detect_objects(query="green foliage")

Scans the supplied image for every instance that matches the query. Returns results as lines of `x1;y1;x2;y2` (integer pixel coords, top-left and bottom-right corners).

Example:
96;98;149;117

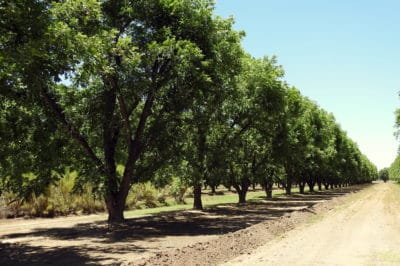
0;0;377;221
379;168;389;183
126;182;169;209
0;171;105;218
389;156;400;182
169;177;189;204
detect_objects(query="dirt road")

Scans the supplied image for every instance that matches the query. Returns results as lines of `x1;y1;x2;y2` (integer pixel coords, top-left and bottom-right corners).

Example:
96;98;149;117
224;183;400;266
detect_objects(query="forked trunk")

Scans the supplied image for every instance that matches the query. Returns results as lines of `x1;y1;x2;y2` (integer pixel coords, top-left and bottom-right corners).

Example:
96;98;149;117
233;179;249;204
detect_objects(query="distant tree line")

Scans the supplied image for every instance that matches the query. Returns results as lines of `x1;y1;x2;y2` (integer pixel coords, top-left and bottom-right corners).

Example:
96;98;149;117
388;157;400;182
389;102;400;182
0;0;377;223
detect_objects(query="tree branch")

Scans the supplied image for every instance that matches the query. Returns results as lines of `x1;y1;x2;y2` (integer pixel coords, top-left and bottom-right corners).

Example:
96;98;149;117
40;88;105;173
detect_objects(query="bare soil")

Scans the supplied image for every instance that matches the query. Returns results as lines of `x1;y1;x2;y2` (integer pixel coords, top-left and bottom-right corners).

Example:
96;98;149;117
224;182;400;266
0;184;375;266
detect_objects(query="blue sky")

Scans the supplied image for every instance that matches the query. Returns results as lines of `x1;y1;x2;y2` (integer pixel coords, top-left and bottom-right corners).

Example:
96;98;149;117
215;0;400;169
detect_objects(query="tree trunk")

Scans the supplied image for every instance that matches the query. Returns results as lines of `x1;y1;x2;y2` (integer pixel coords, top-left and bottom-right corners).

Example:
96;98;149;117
233;179;249;204
264;180;273;199
106;194;126;223
299;182;305;194
285;179;292;195
211;185;216;195
285;185;292;195
307;181;315;192
238;190;247;203
193;183;203;210
317;181;322;191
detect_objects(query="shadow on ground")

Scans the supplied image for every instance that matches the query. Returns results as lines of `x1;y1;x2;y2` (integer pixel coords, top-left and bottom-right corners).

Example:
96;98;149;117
0;186;365;265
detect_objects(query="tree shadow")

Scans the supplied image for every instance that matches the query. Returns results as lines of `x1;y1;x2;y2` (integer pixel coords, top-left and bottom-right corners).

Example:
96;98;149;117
0;242;113;266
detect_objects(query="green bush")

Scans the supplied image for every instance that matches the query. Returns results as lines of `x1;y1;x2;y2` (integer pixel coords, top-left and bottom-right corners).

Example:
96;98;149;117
0;172;192;219
74;183;105;214
0;170;105;218
170;177;188;204
22;194;54;217
125;182;172;209
156;188;168;205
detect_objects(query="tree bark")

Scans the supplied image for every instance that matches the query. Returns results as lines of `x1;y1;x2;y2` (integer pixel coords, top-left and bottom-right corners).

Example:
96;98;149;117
105;194;126;223
299;182;305;194
193;182;203;210
233;178;249;204
263;180;273;199
317;181;322;191
211;185;216;195
238;190;247;203
285;179;292;195
307;181;315;192
192;123;206;210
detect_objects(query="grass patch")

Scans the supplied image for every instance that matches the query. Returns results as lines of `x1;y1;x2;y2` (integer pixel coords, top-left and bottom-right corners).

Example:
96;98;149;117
124;190;269;219
124;187;311;219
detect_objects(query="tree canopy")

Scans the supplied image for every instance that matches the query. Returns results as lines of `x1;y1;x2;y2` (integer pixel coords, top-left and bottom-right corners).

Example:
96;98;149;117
0;0;377;223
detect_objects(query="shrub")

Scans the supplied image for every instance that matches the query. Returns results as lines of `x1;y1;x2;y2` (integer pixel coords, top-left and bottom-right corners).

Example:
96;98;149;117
125;182;170;209
156;188;168;205
0;192;23;218
74;183;105;214
22;194;54;217
170;177;188;204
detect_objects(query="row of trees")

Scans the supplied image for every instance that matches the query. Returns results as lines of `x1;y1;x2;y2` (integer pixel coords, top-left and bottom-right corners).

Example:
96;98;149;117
388;157;400;182
389;100;400;181
0;0;377;223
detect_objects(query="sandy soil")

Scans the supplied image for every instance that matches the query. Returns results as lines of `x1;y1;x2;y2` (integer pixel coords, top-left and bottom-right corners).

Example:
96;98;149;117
224;182;400;266
0;184;378;265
